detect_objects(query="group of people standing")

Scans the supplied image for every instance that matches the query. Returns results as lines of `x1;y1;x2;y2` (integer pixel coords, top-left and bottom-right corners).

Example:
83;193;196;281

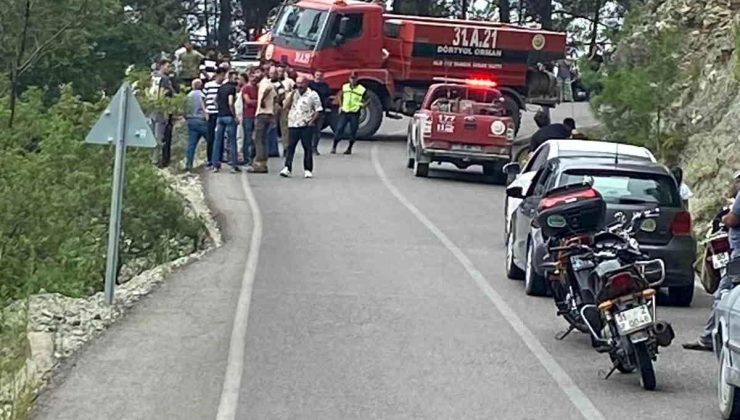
182;57;367;179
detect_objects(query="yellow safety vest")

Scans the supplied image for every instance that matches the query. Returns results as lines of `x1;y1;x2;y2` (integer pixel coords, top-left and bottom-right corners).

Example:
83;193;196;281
341;83;366;113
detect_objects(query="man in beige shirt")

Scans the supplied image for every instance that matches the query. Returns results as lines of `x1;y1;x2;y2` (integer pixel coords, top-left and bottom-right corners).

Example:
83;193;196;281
250;67;278;173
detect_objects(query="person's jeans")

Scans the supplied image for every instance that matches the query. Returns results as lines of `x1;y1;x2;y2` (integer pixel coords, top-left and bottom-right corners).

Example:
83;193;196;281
284;126;314;172
332;111;360;149
252;114;273;171
312;113;326;151
186;118;209;170
150;114;168;165
279;111;290;150
161;115;174;166
268;123;280;157
701;249;740;346
242;117;255;165
206;114;218;165
213;116;238;169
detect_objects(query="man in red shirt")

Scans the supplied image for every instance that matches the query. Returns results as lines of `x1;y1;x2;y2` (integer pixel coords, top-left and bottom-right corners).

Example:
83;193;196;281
241;67;261;166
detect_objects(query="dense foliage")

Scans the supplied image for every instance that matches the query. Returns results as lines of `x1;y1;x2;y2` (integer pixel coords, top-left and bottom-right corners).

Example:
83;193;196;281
0;86;205;304
585;28;686;163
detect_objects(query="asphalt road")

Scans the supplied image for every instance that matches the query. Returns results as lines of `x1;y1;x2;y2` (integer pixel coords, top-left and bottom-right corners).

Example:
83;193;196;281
34;103;719;419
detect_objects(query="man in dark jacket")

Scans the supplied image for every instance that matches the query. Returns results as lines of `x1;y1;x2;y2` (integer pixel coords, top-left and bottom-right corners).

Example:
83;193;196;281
308;69;331;155
529;117;577;153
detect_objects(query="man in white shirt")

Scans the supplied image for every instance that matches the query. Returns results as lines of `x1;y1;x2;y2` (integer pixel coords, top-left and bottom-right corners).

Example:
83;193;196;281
250;68;278;173
203;68;225;167
280;76;322;179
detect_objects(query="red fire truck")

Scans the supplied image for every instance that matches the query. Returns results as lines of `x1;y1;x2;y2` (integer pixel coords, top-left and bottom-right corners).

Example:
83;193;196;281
264;0;566;138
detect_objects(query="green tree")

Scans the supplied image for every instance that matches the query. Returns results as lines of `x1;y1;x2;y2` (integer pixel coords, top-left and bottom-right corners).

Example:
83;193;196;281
589;29;684;161
0;0;114;127
0;0;189;127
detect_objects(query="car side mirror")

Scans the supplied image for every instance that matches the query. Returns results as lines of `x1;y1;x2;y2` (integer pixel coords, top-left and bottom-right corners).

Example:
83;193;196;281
506;185;523;199
503;162;521;176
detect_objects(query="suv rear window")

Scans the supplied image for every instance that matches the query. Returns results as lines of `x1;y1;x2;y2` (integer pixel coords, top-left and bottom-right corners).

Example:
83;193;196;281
558;170;681;207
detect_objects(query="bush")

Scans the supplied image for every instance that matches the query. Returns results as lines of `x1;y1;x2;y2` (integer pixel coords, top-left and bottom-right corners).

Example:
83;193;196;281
0;85;206;304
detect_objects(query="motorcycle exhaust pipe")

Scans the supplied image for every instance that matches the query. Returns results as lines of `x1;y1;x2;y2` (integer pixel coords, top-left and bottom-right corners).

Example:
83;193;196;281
653;321;675;347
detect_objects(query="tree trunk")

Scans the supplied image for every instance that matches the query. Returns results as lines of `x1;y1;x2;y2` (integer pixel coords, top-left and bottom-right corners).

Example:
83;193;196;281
204;0;211;45
539;0;552;29
217;0;232;51
588;0;602;56
517;0;525;24
8;77;18;129
9;0;32;129
462;0;468;19
499;0;511;22
241;0;253;38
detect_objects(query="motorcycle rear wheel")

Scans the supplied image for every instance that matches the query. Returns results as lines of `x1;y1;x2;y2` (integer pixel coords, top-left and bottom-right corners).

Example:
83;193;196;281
635;342;657;391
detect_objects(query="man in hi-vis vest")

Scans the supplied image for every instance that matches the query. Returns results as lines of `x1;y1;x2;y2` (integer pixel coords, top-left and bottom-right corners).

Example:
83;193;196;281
331;72;366;155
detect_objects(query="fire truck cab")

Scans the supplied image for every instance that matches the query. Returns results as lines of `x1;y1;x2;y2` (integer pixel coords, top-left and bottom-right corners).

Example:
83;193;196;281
407;79;515;182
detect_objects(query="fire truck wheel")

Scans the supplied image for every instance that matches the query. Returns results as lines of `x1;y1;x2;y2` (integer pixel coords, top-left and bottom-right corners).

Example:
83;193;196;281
357;89;384;139
502;95;521;136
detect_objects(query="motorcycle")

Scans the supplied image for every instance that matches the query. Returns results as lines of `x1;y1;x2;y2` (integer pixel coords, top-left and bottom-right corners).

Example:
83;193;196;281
536;186;675;390
536;183;605;344
699;206;731;294
579;210;675;390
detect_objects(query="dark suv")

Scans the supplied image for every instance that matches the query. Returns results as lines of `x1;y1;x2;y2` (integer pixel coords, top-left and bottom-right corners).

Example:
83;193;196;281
505;157;697;306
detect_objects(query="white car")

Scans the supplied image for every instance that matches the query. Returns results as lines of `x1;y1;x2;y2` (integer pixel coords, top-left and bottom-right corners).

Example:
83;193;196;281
502;139;657;239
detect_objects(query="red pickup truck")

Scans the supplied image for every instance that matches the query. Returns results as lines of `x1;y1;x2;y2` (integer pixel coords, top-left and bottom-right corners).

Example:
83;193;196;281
264;0;566;137
406;80;515;182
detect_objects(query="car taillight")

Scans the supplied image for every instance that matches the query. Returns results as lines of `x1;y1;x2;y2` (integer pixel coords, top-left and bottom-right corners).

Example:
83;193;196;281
608;272;635;295
539;187;598;210
671;211;692;236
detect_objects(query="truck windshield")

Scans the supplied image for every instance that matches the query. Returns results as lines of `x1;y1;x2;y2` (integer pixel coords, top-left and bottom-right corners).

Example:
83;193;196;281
274;5;328;46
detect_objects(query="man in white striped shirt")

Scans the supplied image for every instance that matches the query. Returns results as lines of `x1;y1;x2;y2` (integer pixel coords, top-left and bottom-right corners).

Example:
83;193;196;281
204;68;225;167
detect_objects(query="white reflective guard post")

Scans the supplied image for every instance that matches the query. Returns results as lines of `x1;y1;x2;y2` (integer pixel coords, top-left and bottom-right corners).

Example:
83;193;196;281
85;82;157;304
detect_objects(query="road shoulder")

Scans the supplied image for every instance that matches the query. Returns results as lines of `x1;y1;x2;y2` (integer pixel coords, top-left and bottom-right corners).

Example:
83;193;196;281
31;172;253;420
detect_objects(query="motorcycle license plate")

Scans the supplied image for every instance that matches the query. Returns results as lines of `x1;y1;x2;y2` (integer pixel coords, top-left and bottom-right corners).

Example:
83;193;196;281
615;305;652;335
713;253;730;269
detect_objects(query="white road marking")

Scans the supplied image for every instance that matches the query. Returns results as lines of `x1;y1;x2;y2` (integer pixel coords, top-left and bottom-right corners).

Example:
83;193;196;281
215;174;263;420
371;145;607;420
